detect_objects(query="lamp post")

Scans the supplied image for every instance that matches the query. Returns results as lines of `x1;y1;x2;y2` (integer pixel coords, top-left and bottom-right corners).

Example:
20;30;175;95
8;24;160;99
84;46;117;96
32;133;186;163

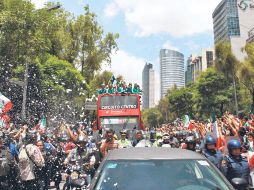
20;4;61;120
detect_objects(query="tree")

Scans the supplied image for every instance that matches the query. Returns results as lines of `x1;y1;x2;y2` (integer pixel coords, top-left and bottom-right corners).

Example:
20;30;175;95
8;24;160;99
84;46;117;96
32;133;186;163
195;68;232;117
215;41;240;114
88;70;113;97
167;87;193;119
0;0;119;123
142;108;163;128
238;42;254;111
158;96;170;122
68;6;119;83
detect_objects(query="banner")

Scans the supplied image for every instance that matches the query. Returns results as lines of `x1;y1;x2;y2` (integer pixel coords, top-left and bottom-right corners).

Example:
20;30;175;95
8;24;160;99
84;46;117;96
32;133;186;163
0;92;13;114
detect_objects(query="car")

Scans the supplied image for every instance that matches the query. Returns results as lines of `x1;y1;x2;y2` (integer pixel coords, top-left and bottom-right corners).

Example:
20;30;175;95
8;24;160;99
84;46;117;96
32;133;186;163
89;147;236;190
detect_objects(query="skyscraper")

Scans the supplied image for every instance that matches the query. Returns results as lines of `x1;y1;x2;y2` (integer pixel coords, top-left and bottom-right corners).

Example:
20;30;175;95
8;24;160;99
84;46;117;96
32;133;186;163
185;48;215;84
142;63;155;109
213;0;254;60
160;49;184;99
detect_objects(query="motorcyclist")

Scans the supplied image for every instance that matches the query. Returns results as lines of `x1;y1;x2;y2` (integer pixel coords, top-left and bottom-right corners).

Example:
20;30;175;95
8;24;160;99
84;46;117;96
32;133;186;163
202;136;223;169
64;136;96;187
221;139;250;187
169;132;179;148
149;131;157;144
153;132;163;147
184;136;196;151
132;130;144;147
159;133;171;147
118;130;132;148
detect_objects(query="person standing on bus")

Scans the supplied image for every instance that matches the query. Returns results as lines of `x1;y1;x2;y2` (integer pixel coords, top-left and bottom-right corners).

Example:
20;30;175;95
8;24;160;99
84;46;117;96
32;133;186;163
122;82;128;94
98;84;107;94
107;83;115;94
116;83;123;94
118;130;132;148
133;84;142;94
100;129;119;156
127;83;133;94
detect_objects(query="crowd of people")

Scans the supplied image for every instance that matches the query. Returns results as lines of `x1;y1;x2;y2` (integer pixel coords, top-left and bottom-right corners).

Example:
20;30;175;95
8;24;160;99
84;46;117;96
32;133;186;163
0;112;254;189
97;76;142;95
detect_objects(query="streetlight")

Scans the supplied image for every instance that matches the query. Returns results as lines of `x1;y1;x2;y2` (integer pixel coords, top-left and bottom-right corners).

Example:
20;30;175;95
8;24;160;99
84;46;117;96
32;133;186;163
10;4;61;120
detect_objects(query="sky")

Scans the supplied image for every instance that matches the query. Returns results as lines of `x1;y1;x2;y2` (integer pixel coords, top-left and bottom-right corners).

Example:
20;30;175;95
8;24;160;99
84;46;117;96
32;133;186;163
31;0;221;103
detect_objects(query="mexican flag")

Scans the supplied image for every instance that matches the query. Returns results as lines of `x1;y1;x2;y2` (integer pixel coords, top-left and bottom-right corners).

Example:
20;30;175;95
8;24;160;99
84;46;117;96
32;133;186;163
183;115;194;130
183;115;190;128
211;112;219;139
110;75;116;85
40;115;47;129
0;92;13;114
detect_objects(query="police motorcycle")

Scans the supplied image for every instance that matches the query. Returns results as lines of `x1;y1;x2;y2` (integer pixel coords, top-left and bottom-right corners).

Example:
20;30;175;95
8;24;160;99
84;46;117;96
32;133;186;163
63;136;96;190
0;131;11;190
63;162;88;190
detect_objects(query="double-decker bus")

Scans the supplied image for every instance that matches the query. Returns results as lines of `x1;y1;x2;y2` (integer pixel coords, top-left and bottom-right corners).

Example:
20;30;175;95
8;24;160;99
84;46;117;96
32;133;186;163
96;93;143;135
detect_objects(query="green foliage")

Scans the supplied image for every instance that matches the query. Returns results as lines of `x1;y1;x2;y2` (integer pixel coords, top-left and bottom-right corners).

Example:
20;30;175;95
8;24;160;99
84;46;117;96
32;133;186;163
142;108;163;128
195;68;232;117
168;87;193;118
0;0;119;123
41;56;86;95
88;70;113;97
239;42;254;111
215;41;239;79
152;42;254;123
157;96;170;122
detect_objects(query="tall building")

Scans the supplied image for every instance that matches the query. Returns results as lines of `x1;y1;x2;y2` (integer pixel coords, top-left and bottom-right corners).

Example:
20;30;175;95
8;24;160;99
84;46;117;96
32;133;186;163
213;0;254;60
142;63;155;109
160;49;184;98
247;27;254;43
185;48;215;84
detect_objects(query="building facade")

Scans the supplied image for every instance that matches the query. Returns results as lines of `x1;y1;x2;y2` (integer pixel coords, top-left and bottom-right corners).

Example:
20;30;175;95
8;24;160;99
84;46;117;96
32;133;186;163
213;0;254;60
185;48;215;84
142;63;155;109
160;49;184;98
247;27;254;43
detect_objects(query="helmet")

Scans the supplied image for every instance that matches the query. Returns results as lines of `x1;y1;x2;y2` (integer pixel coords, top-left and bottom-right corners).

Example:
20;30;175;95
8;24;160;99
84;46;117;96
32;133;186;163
120;129;127;135
227;139;241;150
136;130;143;135
205;136;216;145
188;131;193;136
185;136;196;151
185;136;195;144
162;133;170;140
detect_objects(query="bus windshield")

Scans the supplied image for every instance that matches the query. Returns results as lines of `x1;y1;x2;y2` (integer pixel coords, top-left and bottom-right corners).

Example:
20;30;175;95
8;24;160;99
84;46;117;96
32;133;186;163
100;96;138;110
100;116;138;132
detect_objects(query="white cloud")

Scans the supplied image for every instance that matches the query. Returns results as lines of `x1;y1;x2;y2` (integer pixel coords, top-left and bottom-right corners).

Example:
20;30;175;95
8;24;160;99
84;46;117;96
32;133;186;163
101;50;145;85
104;2;120;18
162;41;179;51
104;0;221;37
30;0;48;9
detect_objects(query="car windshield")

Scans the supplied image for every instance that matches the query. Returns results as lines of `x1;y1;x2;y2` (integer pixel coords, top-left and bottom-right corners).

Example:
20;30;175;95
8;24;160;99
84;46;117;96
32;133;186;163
94;159;231;190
